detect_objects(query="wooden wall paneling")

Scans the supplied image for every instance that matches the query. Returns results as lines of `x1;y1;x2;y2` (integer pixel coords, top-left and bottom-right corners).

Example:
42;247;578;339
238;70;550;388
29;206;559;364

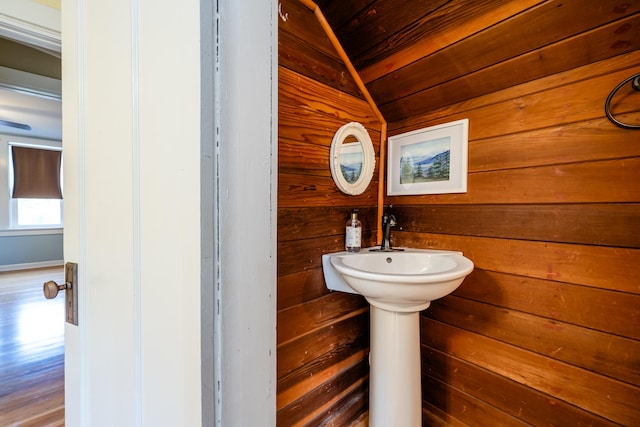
279;0;341;61
275;198;377;401
313;0;373;30
386;63;640;209
279;174;378;208
275;230;374;414
279;137;332;178
468;117;640;173
395;232;640;293
456;71;640;141
421;318;639;426
279;30;362;98
278;293;368;346
421;402;467;427
353;0;539;74
330;0;449;63
314;385;369;427
278;114;381;152
277;205;376;311
300;375;369;427
387;148;640;204
368;0;640;109
279;66;381;210
455;270;640;341
379;13;640;121
358;0;547;83
304;5;387;123
279;235;339;277
278;268;329;311
277;207;373;424
388;50;640;134
421;346;620;427
350;411;369;427
278;233;376;278
279;127;383;203
278;3;382;423
384;57;640;426
277;349;368;411
277;358;368;426
390;67;640;426
388;157;640;205
281;1;640;425
279;130;381;177
277;312;369;400
392;204;640;248
279;68;379;132
370;4;640;425
428;295;640;385
421;373;530;427
278;206;378;242
387;64;640;145
278;108;378;149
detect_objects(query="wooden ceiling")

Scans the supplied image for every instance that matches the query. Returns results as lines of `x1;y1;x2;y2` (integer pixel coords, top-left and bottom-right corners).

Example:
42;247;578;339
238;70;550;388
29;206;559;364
312;0;640;123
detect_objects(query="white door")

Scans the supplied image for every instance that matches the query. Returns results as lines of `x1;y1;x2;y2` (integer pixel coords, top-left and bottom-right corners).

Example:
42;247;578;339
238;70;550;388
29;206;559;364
62;1;202;425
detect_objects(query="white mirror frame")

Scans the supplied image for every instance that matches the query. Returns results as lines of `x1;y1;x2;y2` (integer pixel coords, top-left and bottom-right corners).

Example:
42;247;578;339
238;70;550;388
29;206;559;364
330;122;376;195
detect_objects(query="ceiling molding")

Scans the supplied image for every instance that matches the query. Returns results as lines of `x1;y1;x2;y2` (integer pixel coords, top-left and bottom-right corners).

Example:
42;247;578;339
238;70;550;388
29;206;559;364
0;1;61;57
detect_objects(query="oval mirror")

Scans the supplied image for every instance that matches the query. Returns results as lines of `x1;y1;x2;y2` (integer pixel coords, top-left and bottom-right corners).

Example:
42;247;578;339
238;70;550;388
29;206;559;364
330;122;376;195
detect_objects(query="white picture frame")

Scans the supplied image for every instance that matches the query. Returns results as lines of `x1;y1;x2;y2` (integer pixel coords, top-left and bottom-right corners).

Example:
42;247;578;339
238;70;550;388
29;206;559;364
387;118;469;196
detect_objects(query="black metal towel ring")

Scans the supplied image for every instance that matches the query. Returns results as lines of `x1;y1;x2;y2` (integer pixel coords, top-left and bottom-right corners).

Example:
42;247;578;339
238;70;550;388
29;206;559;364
604;72;640;130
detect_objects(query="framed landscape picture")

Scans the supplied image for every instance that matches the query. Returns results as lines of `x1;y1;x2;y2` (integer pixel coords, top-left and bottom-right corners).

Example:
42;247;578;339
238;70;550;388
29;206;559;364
387;119;469;195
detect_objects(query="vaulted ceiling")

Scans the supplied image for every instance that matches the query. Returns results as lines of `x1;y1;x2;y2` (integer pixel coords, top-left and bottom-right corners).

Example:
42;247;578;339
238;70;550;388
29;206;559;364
313;0;640;123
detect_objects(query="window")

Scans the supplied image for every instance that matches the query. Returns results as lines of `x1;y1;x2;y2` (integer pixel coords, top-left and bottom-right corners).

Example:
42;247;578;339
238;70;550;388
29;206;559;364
8;143;63;228
14;198;62;227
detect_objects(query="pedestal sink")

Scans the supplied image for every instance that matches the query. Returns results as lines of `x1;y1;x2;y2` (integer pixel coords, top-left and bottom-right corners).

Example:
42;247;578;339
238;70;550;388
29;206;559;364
322;248;474;427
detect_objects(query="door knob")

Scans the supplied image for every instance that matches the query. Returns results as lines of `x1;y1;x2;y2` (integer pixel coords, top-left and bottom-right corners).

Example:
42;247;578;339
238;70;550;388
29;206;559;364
43;262;79;325
43;280;71;299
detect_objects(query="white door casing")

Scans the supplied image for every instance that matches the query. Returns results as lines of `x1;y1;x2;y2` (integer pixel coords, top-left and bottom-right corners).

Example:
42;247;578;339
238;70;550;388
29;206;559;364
214;0;278;425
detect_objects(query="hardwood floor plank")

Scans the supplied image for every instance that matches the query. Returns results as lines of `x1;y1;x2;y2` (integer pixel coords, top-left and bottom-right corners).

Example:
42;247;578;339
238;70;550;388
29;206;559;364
0;267;65;427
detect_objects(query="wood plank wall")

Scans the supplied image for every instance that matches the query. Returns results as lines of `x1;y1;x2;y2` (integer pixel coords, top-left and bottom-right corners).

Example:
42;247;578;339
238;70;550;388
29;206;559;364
387;52;640;425
277;1;380;424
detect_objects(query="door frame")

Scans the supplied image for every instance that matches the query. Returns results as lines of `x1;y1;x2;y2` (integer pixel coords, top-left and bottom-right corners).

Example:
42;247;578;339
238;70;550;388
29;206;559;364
2;1;278;424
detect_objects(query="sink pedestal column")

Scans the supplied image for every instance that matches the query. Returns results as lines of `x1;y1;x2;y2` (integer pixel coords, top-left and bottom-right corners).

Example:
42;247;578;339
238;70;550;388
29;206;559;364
369;304;427;427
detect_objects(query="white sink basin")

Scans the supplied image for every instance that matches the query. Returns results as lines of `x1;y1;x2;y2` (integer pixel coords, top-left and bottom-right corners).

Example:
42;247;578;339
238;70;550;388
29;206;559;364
322;248;474;312
322;247;474;426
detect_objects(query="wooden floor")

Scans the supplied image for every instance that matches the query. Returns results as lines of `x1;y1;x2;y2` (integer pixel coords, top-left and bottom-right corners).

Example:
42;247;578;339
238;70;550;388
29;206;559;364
0;267;65;427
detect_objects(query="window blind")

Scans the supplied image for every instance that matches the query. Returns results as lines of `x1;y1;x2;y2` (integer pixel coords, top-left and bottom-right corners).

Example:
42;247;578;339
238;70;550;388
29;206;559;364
11;145;63;199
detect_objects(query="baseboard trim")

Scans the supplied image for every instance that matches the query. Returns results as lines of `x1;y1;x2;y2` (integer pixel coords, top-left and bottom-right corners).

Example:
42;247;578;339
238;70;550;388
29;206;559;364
0;260;64;272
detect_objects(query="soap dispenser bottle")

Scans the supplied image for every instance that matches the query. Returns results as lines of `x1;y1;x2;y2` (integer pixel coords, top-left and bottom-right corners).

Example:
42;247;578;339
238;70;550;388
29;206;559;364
345;209;362;252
